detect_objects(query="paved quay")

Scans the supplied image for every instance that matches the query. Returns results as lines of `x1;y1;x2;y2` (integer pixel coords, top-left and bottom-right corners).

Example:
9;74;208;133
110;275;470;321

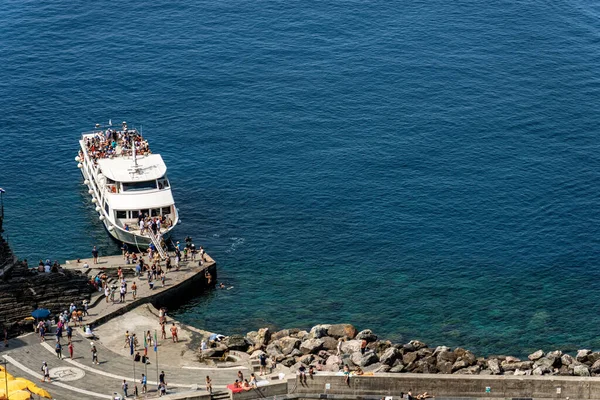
0;250;290;399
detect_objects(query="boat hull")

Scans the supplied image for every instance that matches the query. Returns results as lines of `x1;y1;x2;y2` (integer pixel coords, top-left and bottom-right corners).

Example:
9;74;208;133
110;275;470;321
79;162;173;250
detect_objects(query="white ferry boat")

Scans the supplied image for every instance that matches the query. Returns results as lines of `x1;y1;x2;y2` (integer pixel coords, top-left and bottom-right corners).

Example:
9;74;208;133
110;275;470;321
75;121;178;251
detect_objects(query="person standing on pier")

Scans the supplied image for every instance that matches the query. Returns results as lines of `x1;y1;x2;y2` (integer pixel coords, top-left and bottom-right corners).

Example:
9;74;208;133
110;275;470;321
131;281;137;300
68;341;74;359
170;323;178;343
141;374;147;394
92;246;99;264
205;376;212;393
55;341;62;359
91;342;99;364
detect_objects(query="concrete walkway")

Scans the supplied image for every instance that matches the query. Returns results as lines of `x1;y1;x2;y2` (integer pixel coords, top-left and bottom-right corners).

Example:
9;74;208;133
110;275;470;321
0;252;290;400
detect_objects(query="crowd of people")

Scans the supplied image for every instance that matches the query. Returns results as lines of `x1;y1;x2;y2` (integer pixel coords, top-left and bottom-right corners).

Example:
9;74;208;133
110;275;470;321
83;123;151;162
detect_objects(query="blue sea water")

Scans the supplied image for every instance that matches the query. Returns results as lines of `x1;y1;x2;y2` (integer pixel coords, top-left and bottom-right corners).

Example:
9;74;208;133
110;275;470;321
2;0;600;357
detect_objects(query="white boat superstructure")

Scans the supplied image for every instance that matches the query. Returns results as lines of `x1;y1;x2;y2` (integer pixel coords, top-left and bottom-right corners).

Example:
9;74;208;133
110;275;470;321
76;121;179;251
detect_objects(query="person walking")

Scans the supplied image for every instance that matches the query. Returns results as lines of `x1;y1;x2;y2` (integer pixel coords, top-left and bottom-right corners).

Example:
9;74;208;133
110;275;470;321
68;341;74;359
141;374;147;394
205;375;212;393
131;281;137;300
122;380;129;398
92;246;99;264
91;342;99;364
55;341;62;359
41;362;49;382
160;321;166;340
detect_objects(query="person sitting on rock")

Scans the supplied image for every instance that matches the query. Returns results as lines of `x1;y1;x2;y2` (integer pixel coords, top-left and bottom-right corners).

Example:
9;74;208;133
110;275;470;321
355;366;364;376
242;379;252;391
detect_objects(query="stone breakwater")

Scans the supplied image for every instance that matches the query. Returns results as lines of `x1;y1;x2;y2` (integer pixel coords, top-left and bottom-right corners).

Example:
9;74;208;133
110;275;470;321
203;323;600;378
0;236;94;335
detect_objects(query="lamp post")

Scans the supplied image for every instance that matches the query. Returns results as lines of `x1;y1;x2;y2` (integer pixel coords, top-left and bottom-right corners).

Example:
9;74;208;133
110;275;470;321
0;359;9;400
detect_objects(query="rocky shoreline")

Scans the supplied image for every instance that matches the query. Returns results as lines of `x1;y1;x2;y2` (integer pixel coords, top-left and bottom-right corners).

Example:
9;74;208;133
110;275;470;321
203;323;600;377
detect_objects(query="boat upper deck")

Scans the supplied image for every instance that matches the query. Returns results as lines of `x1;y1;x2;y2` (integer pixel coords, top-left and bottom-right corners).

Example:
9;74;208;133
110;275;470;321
79;122;151;163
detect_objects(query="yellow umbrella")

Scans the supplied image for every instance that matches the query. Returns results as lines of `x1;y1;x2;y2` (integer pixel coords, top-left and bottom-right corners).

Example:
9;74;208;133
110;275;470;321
5;382;27;393
27;387;51;399
7;390;31;400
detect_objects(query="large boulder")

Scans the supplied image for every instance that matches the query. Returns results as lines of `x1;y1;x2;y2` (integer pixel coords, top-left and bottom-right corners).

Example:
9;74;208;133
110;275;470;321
271;329;300;342
266;341;283;358
249;350;266;359
452;359;470;372
380;347;401;366
591;360;600;374
297;330;309;341
561;354;574;366
279;337;301;355
355;329;378;342
501;360;533;371
340;340;362;354
487;359;502;375
437;361;453;374
437;349;457;364
225;335;250;351
454;365;481;375
576;350;591;363
246;328;271;349
351;351;379;367
457;351;476;367
409;340;428;350
403;351;419;365
389;362;405;373
534;356;559;371
298;354;315;365
321;336;339;351
368;340;392;355
528;350;544;361
300;338;324;354
309;325;331;339
573;364;591;377
588;352;600;365
327;324;357;339
365;362;390;373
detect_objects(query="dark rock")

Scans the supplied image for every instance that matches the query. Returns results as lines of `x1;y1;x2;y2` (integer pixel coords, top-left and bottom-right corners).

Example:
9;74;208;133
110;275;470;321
528;350;544;361
558;365;572;376
298;354;315;365
576;349;591;363
588;352;600;365
403;351;419;365
300;338;324;354
327;324;357;339
281;357;296;367
417;348;433;358
403;342;416;352
590;360;600;373
290;348;302;358
368;340;392;355
321;336;338;351
317;350;330;359
225;335;249;351
437;361;453;374
356;329;378;342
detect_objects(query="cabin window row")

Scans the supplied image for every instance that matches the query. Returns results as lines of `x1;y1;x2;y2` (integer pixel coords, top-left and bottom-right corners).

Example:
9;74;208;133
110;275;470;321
115;207;171;219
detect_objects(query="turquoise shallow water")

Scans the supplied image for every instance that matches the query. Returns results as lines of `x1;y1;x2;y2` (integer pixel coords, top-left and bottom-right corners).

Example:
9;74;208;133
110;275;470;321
2;0;600;357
